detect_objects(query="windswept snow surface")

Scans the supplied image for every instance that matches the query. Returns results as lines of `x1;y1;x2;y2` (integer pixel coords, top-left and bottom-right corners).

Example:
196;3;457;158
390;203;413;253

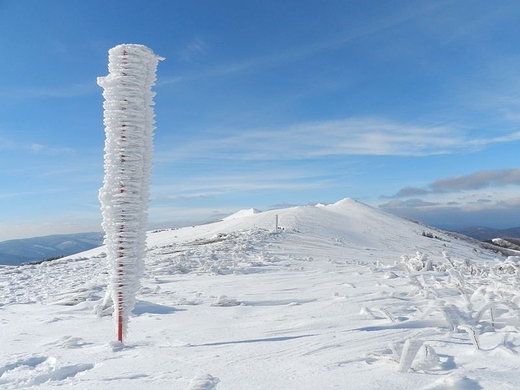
2;199;520;389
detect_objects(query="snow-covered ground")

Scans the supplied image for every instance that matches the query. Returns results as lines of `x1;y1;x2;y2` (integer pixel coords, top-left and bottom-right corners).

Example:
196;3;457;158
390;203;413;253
2;198;520;389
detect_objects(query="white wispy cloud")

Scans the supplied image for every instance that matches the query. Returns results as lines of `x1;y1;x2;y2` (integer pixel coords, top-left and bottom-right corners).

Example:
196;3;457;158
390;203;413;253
0;187;71;200
157;117;519;162
0;82;97;100
467;132;520;146
30;143;45;152
0;137;15;150
0;136;76;156
176;37;207;63
26;143;75;155
378;190;520;228
147;205;245;228
152;169;332;201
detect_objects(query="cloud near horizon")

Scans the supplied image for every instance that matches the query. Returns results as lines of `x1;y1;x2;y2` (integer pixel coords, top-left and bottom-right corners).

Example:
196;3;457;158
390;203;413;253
388;168;520;198
379;199;439;209
379;169;520;228
379;195;520;229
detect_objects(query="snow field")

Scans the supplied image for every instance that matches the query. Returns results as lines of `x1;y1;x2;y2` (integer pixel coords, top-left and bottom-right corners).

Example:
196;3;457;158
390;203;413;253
1;199;520;388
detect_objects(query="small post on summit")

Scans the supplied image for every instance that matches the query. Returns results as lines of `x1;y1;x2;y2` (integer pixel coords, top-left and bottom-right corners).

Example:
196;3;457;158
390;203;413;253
98;44;163;342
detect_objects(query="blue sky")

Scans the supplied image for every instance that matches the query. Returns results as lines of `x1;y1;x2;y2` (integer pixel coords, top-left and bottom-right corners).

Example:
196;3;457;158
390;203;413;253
1;0;520;241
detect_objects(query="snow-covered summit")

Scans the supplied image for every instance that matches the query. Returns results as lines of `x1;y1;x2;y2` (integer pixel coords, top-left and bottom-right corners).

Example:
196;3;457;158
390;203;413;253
161;199;431;250
222;208;262;221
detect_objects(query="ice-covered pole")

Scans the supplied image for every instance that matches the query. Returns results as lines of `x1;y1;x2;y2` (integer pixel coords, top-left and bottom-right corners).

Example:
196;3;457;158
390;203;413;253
97;44;163;342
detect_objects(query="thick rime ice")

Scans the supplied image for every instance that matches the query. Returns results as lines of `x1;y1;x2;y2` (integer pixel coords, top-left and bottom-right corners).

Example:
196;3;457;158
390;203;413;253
97;44;163;340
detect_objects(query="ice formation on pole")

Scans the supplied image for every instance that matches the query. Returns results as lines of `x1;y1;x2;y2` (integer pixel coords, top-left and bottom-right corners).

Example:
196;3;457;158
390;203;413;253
97;44;163;342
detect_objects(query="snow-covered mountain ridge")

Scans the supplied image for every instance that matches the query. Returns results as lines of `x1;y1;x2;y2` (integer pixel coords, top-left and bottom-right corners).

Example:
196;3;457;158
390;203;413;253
2;198;520;389
0;232;104;266
453;225;520;241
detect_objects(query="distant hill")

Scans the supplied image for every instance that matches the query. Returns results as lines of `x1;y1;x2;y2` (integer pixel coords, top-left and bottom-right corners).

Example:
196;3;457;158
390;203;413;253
0;232;104;266
451;226;520;241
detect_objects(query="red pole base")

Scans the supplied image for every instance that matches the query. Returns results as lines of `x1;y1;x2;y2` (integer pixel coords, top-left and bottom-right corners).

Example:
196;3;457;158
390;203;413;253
117;312;123;342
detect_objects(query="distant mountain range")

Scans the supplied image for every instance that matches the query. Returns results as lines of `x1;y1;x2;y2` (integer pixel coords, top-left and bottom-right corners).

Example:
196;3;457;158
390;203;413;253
0;232;104;266
451;226;520;241
2;223;520;267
